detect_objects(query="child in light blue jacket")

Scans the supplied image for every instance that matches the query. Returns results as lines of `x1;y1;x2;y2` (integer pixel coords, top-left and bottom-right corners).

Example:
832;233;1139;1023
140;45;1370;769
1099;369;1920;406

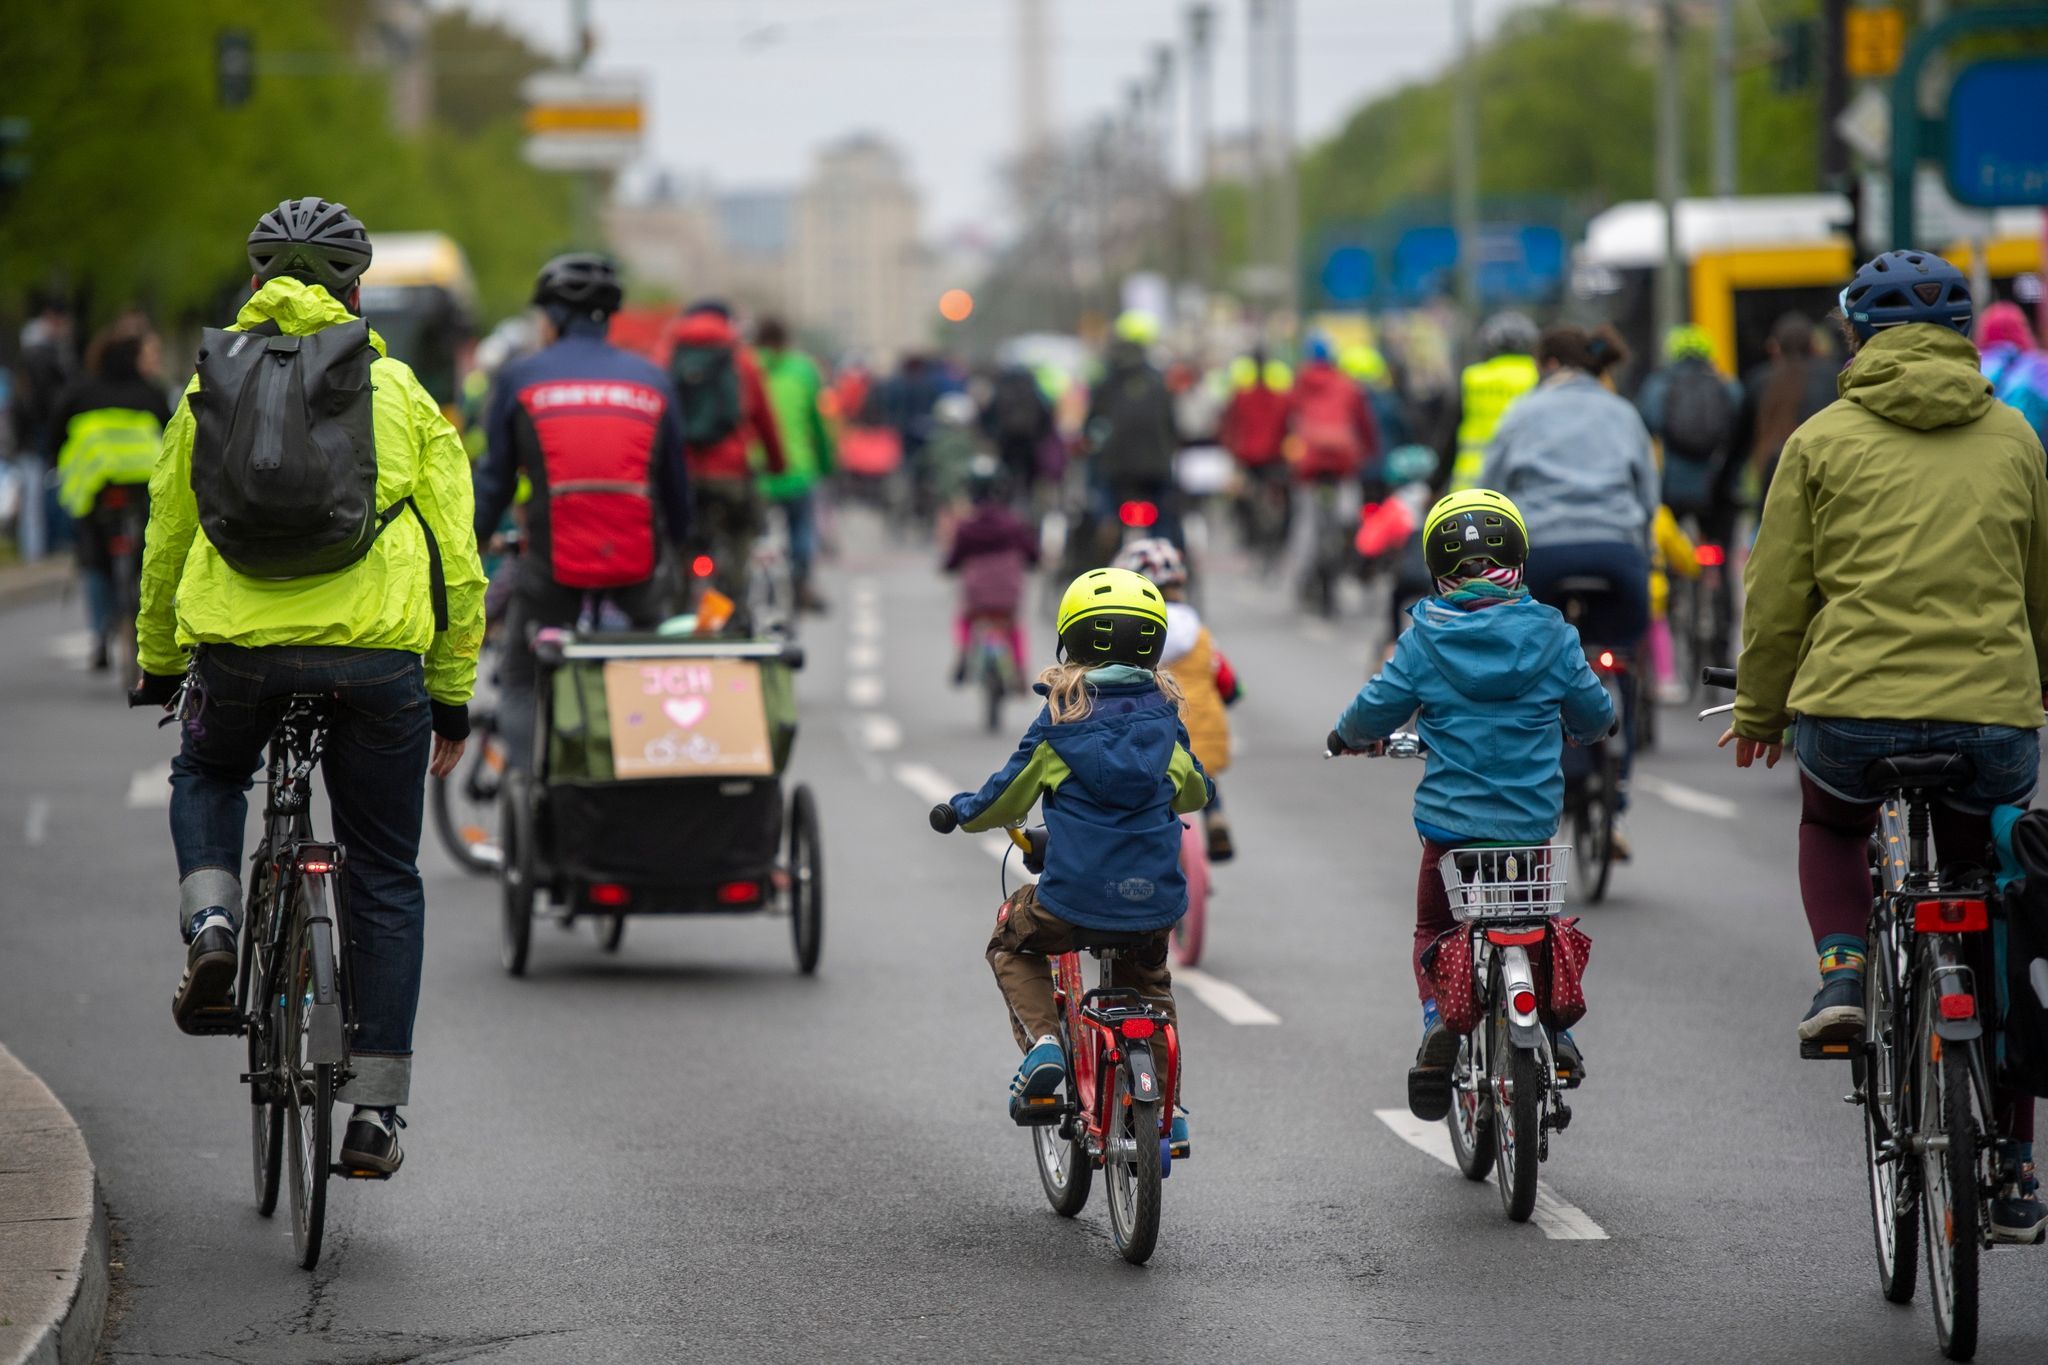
1331;490;1613;1099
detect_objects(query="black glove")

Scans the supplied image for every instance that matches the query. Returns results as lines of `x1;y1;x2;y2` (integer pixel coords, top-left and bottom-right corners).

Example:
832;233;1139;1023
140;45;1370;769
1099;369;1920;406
1326;729;1351;757
929;803;959;834
431;700;471;742
129;673;182;709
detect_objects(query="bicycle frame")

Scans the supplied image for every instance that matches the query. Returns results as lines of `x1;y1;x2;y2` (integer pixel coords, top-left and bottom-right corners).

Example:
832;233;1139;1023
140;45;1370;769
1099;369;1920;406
1050;948;1179;1168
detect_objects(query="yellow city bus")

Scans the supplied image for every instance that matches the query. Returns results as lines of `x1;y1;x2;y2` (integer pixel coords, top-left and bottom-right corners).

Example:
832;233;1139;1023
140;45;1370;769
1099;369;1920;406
357;232;478;412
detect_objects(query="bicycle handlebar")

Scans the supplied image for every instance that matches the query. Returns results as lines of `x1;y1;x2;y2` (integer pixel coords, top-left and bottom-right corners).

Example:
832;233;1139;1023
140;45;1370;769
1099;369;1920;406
1700;666;1737;691
928;803;959;834
1324;729;1426;759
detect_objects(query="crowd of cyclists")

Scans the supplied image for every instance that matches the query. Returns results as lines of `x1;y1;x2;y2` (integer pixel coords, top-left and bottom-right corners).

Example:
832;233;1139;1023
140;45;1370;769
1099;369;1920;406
7;193;2048;1316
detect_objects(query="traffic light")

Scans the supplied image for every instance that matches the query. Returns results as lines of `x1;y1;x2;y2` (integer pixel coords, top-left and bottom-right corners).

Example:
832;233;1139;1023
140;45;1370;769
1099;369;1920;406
0;119;28;198
1774;19;1815;93
217;28;254;108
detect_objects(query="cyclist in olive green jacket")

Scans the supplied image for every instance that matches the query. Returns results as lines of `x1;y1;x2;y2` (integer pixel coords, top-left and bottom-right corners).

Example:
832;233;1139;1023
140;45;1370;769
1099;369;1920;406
1724;250;2048;1242
132;199;486;1177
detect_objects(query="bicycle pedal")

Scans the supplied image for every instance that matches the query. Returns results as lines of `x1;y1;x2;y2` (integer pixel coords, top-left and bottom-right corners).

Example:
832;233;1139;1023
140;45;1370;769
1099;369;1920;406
178;1006;242;1037
1553;1065;1583;1090
1548;1102;1572;1132
331;1164;395;1181
1407;1067;1452;1123
1800;1038;1859;1061
1009;1094;1065;1126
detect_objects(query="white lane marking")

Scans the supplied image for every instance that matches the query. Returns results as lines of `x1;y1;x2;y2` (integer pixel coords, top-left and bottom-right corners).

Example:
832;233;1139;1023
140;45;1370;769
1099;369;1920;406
125;764;170;809
847;675;885;707
847;641;884;672
46;631;93;668
24;797;50;846
893;762;957;806
1300;620;1337;644
1636;774;1739;821
855;714;903;752
1373;1107;1610;1241
1177;967;1282;1026
850;615;883;643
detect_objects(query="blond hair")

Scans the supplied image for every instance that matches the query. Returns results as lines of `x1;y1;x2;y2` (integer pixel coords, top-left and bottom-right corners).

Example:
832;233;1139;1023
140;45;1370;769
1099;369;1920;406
1037;660;1185;725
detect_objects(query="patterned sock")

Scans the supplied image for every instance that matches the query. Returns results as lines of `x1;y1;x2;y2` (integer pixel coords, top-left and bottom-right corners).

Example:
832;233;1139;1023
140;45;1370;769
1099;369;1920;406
1421;998;1442;1035
1817;934;1867;983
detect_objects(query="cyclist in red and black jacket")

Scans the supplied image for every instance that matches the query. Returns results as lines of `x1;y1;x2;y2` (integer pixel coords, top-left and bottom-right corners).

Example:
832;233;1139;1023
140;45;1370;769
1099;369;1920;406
474;253;692;770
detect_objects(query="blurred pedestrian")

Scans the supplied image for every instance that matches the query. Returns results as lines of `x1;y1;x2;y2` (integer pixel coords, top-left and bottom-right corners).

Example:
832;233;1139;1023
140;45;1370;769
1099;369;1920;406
1978;300;2048;447
980;363;1053;500
753;316;835;614
1731;312;1839;507
10;295;77;560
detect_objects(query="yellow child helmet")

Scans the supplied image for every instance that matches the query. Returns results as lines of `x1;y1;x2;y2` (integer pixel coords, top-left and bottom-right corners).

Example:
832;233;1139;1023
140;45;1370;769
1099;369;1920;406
1055;567;1169;666
1422;488;1529;582
1663;324;1715;363
1113;310;1161;346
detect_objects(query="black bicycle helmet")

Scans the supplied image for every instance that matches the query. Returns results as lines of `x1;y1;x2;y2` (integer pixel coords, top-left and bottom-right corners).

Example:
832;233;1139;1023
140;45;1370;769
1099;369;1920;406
532;252;623;318
247;197;373;295
1839;250;1973;342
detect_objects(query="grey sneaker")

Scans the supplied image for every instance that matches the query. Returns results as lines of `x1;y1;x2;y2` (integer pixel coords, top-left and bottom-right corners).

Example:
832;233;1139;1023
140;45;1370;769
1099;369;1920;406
339;1107;405;1176
1797;975;1866;1043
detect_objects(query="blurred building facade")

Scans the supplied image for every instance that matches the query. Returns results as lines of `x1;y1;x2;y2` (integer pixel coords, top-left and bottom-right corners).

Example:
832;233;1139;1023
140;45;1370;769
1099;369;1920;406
791;135;926;363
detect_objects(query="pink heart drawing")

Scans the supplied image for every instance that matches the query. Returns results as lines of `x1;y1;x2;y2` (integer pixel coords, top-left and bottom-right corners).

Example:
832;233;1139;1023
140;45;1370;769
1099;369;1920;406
663;697;707;729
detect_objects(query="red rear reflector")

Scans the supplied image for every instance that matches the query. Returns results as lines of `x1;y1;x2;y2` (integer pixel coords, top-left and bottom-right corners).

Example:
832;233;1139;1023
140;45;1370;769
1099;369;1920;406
1913;899;1988;933
1120;1018;1157;1039
1511;989;1538;1015
588;882;631;907
716;880;762;905
691;555;715;578
300;860;334;875
1939;993;1977;1021
1119;500;1159;528
1695;543;1726;567
1486;927;1547;947
1596;650;1617;671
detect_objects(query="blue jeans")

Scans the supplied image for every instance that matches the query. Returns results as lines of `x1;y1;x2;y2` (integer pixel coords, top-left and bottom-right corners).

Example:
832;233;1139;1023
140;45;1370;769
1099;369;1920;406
1527;540;1650;803
1794;717;2040;813
774;489;819;586
170;645;431;1106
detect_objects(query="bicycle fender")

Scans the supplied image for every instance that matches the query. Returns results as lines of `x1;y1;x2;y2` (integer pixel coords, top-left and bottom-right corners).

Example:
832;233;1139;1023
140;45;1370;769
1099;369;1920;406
1935;1016;1985;1044
1123;1042;1163;1107
1500;945;1544;1049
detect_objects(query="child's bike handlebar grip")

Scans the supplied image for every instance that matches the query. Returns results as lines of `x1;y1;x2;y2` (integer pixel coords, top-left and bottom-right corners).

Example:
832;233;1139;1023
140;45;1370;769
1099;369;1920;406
1325;729;1350;758
929;803;960;834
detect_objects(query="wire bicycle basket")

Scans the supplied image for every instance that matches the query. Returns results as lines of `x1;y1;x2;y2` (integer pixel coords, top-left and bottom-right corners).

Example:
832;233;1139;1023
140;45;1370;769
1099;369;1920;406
1437;845;1572;921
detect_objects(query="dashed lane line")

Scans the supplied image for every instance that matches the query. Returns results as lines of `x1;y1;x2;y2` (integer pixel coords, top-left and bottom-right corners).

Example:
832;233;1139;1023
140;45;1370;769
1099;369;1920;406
855;714;903;752
1636;773;1739;820
893;762;1284;1021
24;797;49;846
847;675;885;708
847;641;884;672
126;764;170;810
1373;1107;1610;1241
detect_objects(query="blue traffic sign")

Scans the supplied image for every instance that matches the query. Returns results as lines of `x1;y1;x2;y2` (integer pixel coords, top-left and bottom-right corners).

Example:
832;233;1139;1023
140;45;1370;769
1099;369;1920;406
1946;59;2048;207
1317;245;1376;305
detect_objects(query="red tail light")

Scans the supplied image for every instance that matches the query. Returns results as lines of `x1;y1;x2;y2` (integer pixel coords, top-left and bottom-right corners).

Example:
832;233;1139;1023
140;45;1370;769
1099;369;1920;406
1939;993;1977;1021
1485;927;1548;947
588;882;631;907
716;880;762;905
1511;989;1538;1016
1119;1018;1156;1039
1695;543;1726;567
1596;650;1618;672
1119;500;1159;528
1913;899;1988;933
300;860;334;875
691;554;716;578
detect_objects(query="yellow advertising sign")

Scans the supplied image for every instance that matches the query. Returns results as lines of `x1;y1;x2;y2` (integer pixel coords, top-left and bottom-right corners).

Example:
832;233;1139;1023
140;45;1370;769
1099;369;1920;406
523;104;644;136
601;658;773;779
1845;7;1904;80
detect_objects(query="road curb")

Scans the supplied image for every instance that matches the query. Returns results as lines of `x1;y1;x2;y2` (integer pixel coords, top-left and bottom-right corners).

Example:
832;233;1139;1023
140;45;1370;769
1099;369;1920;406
0;1046;107;1365
0;560;71;610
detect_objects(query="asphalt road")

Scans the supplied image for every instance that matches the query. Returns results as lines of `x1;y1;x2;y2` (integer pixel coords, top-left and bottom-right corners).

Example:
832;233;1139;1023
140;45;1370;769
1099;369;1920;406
3;511;2046;1364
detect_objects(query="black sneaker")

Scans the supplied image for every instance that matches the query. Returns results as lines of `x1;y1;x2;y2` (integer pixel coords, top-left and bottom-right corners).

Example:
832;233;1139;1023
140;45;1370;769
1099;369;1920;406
172;913;238;1035
1992;1161;2046;1245
339;1107;405;1176
1553;1030;1586;1087
1206;819;1235;863
1798;975;1866;1043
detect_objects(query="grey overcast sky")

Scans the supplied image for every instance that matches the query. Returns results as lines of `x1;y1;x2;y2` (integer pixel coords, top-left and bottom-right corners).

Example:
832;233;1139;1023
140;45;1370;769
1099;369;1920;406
444;0;1541;232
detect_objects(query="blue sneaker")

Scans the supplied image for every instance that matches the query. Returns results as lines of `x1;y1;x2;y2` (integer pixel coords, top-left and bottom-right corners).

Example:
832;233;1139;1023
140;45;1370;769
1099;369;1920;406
1992;1154;2046;1246
1416;999;1458;1071
1553;1029;1585;1086
1011;1037;1064;1098
1170;1107;1191;1159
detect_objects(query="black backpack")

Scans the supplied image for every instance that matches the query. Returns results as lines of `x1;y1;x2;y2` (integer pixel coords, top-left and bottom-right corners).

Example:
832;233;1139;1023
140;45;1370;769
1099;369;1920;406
1659;360;1734;463
1996;811;2048;1097
990;373;1045;441
190;319;445;624
670;342;743;447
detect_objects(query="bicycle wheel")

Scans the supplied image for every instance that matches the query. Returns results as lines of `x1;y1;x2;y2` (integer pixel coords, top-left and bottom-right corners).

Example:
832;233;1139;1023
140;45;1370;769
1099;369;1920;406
1104;1063;1163;1264
1921;1020;1982;1361
1033;1115;1091;1217
1447;1026;1495;1182
1568;760;1615;905
788;784;823;975
283;898;332;1270
430;719;503;876
244;863;283;1216
1491;994;1541;1222
598;914;626;953
1171;821;1208;968
1588;744;1618;904
499;769;537;976
1862;929;1919;1305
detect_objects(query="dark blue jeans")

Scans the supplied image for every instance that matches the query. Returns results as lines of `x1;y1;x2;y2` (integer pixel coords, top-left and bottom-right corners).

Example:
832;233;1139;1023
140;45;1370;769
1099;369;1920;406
1527;539;1651;804
1794;717;2041;813
170;645;431;1107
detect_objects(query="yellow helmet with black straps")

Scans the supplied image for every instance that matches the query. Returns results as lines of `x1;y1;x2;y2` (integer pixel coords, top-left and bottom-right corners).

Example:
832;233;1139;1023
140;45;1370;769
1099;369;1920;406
1422;488;1529;582
1055;567;1169;667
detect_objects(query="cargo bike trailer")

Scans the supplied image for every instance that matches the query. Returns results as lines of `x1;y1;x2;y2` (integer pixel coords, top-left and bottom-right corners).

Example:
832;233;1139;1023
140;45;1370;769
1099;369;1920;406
497;630;822;976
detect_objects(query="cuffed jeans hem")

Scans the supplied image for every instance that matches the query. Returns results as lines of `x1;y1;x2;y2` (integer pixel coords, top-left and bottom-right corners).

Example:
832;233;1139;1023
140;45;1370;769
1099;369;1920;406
336;1053;411;1108
178;868;243;938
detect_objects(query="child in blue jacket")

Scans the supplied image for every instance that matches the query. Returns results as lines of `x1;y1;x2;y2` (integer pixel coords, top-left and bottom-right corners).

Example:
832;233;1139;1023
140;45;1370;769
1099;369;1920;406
940;567;1211;1133
1330;490;1613;1112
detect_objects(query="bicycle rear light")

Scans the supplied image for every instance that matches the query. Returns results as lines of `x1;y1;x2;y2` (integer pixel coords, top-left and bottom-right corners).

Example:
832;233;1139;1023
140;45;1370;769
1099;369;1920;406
716;880;762;905
1912;899;1988;933
299;860;334;875
1510;989;1538;1016
1939;992;1978;1021
1119;500;1159;529
1596;650;1617;672
588;882;631;907
691;554;715;578
1695;543;1726;567
1119;1018;1157;1040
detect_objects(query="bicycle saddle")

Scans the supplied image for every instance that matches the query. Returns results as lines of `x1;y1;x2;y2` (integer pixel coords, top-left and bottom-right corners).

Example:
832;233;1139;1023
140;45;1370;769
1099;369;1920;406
1863;751;1975;793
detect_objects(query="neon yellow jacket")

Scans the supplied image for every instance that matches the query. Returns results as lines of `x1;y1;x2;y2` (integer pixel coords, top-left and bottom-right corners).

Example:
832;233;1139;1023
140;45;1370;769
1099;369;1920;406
138;279;487;706
57;409;162;518
1450;354;1539;490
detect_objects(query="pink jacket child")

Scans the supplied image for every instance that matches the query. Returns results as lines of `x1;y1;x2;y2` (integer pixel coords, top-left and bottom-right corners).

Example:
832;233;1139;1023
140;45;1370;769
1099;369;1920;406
944;501;1040;678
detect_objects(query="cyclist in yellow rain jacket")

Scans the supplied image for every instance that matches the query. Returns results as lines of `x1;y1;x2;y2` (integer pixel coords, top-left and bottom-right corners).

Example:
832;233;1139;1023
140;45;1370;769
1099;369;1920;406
1447;312;1541;491
131;198;485;1179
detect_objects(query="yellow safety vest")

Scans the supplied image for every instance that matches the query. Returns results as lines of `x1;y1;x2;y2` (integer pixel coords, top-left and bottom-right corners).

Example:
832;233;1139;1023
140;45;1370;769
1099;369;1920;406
56;408;162;518
1449;354;1539;491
